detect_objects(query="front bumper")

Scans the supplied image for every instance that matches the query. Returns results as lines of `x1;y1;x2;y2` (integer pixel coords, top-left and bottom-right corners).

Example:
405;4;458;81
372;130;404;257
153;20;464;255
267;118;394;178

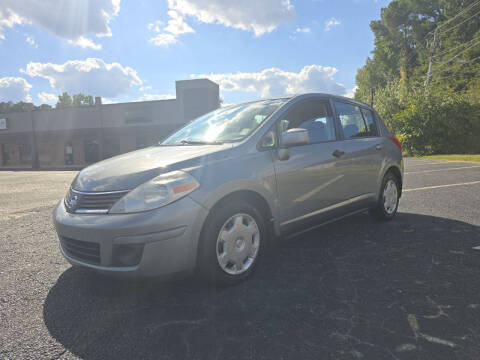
53;196;209;277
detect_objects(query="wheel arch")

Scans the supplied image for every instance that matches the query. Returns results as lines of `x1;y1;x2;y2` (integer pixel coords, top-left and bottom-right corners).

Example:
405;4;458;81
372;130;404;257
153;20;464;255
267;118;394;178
195;189;275;268
385;165;403;197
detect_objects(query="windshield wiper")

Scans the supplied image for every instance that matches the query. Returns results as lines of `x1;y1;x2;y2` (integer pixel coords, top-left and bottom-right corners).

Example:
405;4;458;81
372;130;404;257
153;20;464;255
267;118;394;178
178;140;224;145
157;139;227;146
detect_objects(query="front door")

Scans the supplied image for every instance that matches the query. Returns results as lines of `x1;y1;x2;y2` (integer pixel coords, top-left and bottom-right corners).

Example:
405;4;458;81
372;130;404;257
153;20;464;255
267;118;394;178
272;99;352;229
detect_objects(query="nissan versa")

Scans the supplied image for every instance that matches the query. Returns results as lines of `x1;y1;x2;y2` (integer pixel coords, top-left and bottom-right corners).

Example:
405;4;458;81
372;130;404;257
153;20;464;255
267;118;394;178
54;94;403;285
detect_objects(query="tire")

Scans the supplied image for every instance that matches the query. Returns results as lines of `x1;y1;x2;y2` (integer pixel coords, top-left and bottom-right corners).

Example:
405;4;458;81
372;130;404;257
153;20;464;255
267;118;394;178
198;200;266;286
370;172;400;221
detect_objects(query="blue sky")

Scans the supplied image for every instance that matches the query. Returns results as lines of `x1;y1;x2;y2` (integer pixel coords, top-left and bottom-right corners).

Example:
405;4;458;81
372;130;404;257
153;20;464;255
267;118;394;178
0;0;390;106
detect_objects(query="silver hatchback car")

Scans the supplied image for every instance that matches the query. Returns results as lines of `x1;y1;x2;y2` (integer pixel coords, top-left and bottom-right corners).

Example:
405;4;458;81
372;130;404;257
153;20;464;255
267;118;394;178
54;94;403;285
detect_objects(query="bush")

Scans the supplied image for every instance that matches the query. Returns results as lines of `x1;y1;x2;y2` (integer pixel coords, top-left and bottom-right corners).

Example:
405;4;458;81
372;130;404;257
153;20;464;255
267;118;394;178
395;89;480;155
373;83;480;156
372;80;405;135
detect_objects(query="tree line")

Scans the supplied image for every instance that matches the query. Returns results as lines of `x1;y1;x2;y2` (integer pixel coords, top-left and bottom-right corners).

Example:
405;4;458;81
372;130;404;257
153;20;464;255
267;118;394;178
0;92;94;114
355;0;480;155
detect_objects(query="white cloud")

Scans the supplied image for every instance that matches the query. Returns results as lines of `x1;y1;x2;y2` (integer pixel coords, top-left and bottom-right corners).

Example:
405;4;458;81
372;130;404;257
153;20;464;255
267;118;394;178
25;35;37;47
136;94;175;102
192;65;347;98
0;77;32;102
150;32;179;46
167;0;295;36
68;36;102;50
101;98;116;104
324;17;341;32
37;92;57;104
149;0;295;45
345;86;357;98
0;0;119;47
139;86;152;91
147;20;164;33
22;58;142;98
164;10;194;36
149;10;194;47
295;27;311;34
0;9;22;39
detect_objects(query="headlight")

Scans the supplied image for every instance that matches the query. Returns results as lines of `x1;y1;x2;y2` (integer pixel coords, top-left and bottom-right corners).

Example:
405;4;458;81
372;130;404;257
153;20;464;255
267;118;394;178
109;170;199;214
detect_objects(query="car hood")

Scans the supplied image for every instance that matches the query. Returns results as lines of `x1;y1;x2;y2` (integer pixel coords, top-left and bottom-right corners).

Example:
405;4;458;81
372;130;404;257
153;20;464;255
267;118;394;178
72;144;232;192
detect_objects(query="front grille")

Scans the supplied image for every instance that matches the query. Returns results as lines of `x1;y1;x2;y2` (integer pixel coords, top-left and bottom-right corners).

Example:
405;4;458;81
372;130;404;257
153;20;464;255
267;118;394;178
65;188;128;213
60;237;101;265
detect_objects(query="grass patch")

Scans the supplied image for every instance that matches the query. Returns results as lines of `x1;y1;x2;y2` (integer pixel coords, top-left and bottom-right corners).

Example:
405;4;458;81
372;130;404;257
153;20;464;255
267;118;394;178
420;154;480;162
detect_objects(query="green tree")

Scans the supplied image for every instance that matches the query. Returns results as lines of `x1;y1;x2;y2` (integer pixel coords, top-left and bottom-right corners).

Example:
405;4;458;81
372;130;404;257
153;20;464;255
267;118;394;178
56;92;73;108
355;0;480;155
72;94;94;107
38;104;52;110
0;101;35;114
56;92;94;108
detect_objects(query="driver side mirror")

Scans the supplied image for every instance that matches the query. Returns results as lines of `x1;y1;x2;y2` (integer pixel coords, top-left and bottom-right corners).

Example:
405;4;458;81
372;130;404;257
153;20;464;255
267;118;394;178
280;128;309;148
278;128;309;161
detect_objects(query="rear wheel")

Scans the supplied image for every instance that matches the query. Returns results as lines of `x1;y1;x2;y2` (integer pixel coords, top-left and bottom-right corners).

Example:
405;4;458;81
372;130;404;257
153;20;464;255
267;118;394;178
198;201;266;286
370;172;400;221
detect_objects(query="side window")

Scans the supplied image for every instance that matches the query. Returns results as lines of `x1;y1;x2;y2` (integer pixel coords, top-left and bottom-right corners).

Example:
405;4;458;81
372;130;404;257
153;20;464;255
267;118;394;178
259;127;277;149
361;108;379;136
278;100;336;144
334;101;368;139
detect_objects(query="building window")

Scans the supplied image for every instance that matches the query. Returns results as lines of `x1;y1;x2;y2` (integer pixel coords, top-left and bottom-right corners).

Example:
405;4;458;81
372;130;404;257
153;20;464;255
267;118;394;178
84;140;100;163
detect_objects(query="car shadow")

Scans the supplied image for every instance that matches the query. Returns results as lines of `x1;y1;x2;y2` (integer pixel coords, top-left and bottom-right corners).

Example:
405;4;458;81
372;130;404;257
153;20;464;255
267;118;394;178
44;212;480;360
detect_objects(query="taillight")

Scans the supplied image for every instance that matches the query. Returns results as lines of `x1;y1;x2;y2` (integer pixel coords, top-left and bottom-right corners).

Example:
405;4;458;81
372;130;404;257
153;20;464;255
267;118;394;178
389;136;402;150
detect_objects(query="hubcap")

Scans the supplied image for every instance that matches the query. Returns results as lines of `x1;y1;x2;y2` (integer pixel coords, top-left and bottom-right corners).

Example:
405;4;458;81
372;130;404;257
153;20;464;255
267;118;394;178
383;179;398;215
216;213;260;275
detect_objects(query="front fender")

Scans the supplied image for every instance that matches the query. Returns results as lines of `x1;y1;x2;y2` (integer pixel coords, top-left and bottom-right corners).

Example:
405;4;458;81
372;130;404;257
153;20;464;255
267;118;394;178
187;149;279;234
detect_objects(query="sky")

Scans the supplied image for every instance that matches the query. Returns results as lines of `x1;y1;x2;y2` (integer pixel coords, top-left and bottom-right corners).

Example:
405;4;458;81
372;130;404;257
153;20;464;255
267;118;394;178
0;0;391;106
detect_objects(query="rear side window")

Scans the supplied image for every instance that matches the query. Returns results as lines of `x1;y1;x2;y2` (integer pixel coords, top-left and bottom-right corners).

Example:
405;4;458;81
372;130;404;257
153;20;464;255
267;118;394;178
279;99;336;143
361;108;379;136
334;101;368;139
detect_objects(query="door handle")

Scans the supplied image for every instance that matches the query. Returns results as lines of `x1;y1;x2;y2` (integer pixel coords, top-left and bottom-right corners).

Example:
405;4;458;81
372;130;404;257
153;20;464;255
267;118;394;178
375;144;383;150
332;149;345;158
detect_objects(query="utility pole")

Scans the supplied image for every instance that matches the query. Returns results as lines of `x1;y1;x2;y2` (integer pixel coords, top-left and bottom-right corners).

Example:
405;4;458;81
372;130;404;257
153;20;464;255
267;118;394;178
370;88;375;108
425;27;438;86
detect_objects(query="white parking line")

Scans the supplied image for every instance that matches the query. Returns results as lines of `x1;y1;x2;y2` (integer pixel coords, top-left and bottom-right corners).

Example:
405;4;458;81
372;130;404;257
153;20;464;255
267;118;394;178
405;165;480;174
404;180;480;192
405;161;469;167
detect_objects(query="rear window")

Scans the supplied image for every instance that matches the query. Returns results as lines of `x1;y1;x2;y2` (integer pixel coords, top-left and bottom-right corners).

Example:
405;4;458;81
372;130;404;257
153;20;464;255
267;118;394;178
361;108;379;137
333;101;368;139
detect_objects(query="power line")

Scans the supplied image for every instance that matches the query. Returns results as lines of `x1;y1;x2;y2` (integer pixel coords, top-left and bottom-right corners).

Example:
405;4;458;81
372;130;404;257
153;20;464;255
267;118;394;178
405;35;430;67
437;7;480;36
425;27;439;85
374;2;480;75
424;0;480;38
405;3;479;66
431;58;480;81
431;55;480;81
433;36;480;59
437;0;480;28
433;38;480;69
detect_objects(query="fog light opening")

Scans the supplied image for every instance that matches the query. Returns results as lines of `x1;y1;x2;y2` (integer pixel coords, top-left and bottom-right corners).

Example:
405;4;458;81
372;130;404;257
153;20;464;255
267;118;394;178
112;244;144;267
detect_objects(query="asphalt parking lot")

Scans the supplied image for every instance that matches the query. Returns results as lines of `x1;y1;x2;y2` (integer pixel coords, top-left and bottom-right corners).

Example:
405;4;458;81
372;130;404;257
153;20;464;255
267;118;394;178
1;158;479;360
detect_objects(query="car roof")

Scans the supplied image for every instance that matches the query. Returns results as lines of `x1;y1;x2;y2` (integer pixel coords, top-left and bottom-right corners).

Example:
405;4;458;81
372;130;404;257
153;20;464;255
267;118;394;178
227;93;373;111
290;93;374;110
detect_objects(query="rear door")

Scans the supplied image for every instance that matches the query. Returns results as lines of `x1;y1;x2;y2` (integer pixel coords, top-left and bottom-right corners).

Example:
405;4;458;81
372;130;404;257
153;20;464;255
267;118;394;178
331;101;384;198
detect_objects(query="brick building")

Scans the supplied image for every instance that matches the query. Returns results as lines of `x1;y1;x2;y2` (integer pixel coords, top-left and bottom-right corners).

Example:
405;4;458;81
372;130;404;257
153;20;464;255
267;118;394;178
0;79;219;169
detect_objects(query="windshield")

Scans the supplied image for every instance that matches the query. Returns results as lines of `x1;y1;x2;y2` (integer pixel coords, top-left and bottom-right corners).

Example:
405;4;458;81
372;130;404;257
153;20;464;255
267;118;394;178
161;99;287;145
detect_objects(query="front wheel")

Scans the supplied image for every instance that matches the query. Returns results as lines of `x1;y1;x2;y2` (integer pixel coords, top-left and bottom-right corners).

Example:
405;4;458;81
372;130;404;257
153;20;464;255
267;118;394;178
198;201;266;286
370;172;400;221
